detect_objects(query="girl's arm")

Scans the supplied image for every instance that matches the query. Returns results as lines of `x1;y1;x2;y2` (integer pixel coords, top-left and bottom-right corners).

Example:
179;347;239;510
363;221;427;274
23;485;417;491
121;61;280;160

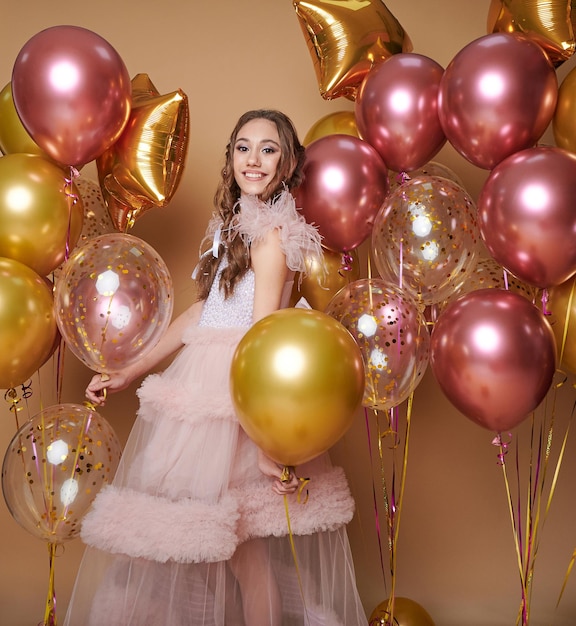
250;228;299;493
85;299;204;405
250;228;291;323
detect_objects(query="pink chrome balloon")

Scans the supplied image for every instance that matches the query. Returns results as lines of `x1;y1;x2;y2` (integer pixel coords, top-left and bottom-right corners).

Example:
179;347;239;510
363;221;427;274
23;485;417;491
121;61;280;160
478;146;576;288
296;134;389;252
438;32;557;170
355;53;446;173
12;25;131;167
430;289;557;432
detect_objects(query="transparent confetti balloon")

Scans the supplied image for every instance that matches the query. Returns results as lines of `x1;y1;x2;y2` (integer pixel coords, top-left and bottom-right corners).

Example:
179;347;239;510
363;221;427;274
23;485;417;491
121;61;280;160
2;403;122;543
54;232;173;373
326;279;430;411
387;161;464;195
75;177;116;243
442;256;539;311
372;175;482;306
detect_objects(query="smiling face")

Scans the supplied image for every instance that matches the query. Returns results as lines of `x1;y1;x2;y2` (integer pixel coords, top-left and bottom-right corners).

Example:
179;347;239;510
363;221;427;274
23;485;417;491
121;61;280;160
232;117;282;198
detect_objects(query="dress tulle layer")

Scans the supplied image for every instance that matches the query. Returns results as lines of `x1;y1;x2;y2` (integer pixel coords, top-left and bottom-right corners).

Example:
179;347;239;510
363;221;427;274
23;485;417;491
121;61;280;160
64;326;368;625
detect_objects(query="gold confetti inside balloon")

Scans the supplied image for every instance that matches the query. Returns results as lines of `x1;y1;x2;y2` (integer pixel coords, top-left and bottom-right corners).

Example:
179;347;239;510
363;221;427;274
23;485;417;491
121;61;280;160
2;403;122;543
0;257;58;389
76;177;117;242
443;256;539;310
326;279;430;411
293;0;412;101
97;73;190;231
372;176;482;306
53;233;174;373
230;308;365;466
487;0;575;66
52;178;116;282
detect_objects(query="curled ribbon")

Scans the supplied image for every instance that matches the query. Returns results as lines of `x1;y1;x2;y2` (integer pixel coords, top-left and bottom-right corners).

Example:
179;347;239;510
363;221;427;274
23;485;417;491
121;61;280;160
340;252;354;273
492;432;512;465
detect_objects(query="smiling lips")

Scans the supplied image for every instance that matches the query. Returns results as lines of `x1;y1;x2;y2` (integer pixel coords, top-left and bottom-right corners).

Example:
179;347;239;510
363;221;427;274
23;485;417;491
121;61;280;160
243;171;265;180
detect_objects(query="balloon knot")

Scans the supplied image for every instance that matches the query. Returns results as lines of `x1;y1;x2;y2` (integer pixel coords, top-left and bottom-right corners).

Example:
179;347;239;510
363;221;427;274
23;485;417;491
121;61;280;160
541;288;551;315
491;432;512;465
341;252;354;272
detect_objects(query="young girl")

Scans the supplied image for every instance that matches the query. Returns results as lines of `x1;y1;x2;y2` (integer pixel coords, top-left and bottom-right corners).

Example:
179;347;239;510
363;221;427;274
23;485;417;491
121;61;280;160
64;109;368;625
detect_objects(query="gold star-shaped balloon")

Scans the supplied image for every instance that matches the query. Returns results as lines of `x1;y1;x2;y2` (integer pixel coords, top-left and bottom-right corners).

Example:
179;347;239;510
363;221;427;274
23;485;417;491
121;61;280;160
294;0;412;101
488;0;575;66
97;73;190;231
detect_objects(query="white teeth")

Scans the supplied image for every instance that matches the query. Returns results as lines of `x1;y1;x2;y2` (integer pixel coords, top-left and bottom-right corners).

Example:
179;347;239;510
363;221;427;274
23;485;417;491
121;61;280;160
245;172;264;180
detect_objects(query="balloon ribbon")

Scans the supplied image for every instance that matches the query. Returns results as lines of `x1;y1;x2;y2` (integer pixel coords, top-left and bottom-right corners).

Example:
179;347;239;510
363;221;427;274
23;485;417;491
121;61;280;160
42;542;58;626
283;472;311;622
365;393;414;625
493;380;573;625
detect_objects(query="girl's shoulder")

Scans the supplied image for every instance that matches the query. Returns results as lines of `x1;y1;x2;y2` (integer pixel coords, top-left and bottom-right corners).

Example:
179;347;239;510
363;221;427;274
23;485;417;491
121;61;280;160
233;190;323;274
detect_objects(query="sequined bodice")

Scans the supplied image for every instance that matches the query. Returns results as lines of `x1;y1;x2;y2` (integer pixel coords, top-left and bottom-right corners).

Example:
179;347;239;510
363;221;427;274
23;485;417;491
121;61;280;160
198;262;255;329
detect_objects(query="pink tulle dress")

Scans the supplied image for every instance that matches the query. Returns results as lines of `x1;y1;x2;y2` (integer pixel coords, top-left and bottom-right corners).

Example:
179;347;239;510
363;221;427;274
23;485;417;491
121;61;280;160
64;192;368;626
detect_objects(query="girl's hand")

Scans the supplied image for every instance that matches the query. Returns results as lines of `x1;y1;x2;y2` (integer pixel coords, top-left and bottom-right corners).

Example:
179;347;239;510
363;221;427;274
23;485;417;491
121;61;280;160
85;371;131;406
257;449;300;495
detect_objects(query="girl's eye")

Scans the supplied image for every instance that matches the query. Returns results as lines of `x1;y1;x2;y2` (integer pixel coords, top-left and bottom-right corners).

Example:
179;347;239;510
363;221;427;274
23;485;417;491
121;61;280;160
262;147;277;154
236;145;248;152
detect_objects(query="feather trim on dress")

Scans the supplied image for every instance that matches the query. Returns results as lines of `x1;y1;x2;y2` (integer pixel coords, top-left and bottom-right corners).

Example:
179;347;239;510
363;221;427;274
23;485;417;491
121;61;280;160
80;486;240;563
234;466;355;541
80;467;354;563
198;190;324;278
232;190;323;275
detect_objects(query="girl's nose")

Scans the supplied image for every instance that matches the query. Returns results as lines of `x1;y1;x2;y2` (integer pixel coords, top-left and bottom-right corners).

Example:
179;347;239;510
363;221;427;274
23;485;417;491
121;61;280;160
246;150;260;166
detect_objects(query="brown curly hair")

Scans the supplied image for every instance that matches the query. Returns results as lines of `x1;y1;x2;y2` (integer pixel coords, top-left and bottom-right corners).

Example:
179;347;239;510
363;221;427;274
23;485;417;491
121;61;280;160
195;110;306;301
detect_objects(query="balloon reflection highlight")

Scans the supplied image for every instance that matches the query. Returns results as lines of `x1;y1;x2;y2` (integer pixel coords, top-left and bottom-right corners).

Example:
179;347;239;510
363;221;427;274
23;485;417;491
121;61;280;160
2;403;122;543
430;289;557;432
230;308;365;466
372;176;482;305
326;279;430;411
293;0;412;100
54;233;174;373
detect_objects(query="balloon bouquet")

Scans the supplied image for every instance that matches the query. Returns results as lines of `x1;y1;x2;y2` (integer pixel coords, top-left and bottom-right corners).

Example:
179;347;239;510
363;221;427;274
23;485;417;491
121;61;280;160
0;22;189;384
0;25;188;626
2;403;122;626
293;0;576;623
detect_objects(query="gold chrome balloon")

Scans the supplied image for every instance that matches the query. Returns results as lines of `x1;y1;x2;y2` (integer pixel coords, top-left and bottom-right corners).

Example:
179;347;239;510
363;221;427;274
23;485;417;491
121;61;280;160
230;308;364;466
97;73;190;231
547;274;576;374
0;82;48;157
293;0;412;100
290;247;361;310
553;64;576;152
369;597;435;626
0;257;57;389
487;0;575;66
303;111;359;145
0;154;84;276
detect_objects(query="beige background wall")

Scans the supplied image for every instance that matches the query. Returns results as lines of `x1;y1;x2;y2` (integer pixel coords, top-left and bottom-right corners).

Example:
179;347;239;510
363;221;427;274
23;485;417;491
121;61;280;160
0;1;575;624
